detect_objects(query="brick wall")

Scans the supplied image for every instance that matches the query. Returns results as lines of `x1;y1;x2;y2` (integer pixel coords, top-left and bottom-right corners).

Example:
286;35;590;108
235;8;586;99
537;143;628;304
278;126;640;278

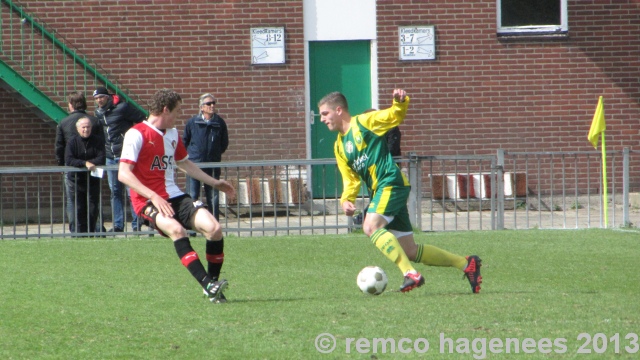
0;91;56;166
1;0;306;165
377;1;640;156
1;0;639;189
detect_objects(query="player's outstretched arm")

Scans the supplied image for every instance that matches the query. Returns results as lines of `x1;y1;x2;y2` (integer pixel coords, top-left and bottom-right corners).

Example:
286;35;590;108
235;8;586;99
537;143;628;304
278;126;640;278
176;159;236;199
393;89;407;103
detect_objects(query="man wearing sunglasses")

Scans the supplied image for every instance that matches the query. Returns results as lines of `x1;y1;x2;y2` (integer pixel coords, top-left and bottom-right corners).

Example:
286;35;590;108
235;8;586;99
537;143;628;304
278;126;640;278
183;93;229;221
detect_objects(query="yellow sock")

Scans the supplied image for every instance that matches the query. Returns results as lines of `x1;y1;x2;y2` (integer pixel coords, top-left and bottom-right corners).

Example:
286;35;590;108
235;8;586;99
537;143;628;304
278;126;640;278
371;229;415;275
415;244;467;270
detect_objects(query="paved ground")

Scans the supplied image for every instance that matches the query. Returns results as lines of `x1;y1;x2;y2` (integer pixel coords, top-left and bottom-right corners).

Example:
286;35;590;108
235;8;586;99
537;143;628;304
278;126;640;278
2;199;638;239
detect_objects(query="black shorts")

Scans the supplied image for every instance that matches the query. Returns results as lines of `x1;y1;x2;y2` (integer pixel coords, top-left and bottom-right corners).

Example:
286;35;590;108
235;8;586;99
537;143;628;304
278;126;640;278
139;194;206;236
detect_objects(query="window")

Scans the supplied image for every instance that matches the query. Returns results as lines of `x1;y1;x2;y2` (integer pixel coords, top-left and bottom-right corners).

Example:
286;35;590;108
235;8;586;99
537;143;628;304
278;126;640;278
497;0;568;36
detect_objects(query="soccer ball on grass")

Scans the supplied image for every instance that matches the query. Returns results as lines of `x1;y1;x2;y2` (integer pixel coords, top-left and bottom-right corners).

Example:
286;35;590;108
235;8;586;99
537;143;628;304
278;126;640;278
357;266;388;295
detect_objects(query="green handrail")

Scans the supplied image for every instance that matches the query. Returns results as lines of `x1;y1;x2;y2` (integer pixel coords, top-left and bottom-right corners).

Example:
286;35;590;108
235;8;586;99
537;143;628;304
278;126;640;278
0;0;148;117
0;59;68;122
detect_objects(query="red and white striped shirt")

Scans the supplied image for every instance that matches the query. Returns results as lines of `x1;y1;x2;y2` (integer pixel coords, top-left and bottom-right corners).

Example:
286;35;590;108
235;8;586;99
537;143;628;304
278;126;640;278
120;121;188;214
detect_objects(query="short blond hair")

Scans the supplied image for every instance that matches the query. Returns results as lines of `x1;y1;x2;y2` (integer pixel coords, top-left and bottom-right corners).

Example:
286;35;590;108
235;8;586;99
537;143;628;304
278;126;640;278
318;91;348;112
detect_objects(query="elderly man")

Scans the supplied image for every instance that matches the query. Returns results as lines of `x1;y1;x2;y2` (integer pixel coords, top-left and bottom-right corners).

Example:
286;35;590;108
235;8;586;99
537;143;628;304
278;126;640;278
64;117;105;235
183;93;229;221
55;91;104;232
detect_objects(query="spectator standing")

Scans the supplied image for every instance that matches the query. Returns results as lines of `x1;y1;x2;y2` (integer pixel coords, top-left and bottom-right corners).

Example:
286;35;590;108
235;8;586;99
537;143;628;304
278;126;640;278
363;108;402;158
55;91;104;232
386;127;401;157
93;86;146;232
64;117;105;235
183;93;229;220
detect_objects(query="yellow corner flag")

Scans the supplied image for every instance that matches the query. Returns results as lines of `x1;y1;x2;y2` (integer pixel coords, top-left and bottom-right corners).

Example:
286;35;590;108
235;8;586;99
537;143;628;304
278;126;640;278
587;96;609;227
587;96;605;148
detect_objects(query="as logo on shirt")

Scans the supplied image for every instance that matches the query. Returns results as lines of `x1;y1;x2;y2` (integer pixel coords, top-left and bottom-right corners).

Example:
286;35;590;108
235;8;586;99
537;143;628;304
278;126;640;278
151;155;174;170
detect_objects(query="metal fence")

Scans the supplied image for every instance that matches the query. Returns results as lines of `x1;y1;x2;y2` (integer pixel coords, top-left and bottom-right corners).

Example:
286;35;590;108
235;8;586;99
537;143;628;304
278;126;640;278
417;148;640;231
1;150;639;239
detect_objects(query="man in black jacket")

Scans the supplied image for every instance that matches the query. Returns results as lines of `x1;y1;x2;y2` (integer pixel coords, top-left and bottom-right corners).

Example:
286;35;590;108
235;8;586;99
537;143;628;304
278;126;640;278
183;93;229;220
93;86;146;232
55;91;104;232
64;117;106;235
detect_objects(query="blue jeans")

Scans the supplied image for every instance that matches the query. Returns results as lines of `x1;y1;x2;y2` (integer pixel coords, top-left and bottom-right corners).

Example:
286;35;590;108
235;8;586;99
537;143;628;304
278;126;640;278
106;157;138;230
187;167;220;220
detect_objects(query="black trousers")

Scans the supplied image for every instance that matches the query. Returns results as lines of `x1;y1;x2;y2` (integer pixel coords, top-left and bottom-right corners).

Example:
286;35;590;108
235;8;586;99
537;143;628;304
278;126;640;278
67;177;101;234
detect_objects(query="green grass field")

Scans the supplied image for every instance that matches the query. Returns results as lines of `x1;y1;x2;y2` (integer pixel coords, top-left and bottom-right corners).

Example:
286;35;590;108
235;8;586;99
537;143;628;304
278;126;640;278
1;229;639;359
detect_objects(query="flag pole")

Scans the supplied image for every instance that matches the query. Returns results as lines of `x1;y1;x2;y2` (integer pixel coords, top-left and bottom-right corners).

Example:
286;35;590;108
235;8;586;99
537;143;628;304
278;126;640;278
587;95;606;227
601;131;608;228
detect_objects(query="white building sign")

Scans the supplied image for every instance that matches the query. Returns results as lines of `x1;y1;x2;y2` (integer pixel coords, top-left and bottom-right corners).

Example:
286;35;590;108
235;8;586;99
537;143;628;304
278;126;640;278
251;27;285;65
399;26;436;61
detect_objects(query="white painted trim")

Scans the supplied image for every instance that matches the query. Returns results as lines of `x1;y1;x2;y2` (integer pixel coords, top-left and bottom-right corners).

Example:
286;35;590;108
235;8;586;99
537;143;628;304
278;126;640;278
303;0;376;41
303;0;378;172
496;0;568;34
370;40;379;110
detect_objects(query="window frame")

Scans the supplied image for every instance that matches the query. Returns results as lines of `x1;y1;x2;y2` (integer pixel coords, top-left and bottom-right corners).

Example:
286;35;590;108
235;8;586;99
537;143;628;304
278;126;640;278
497;0;568;36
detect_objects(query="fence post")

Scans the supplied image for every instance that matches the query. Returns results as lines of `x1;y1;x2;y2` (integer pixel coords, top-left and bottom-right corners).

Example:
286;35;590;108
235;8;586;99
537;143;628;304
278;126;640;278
495;149;505;230
623;147;630;227
407;152;421;230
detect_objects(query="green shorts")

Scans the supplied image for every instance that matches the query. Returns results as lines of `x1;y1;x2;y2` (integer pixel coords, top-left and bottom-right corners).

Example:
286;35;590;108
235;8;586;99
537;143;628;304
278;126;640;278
367;185;412;232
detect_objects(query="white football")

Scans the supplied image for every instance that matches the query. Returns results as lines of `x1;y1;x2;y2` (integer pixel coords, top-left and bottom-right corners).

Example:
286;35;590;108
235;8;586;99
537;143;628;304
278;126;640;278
357;266;388;295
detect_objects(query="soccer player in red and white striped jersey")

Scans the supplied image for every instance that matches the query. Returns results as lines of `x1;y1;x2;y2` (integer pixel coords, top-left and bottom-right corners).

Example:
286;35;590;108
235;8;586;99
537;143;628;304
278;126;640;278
119;88;235;303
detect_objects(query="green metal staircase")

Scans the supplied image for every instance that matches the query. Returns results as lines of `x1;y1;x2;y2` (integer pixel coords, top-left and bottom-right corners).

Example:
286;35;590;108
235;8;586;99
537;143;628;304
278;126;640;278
0;0;148;125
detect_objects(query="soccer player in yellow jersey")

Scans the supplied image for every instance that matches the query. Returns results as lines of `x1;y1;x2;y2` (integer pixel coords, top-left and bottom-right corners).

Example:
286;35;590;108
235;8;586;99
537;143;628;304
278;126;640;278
318;89;482;293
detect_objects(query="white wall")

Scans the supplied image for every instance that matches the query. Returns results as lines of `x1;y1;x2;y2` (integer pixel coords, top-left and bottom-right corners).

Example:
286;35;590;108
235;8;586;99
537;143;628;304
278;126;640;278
302;0;378;164
303;0;376;41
